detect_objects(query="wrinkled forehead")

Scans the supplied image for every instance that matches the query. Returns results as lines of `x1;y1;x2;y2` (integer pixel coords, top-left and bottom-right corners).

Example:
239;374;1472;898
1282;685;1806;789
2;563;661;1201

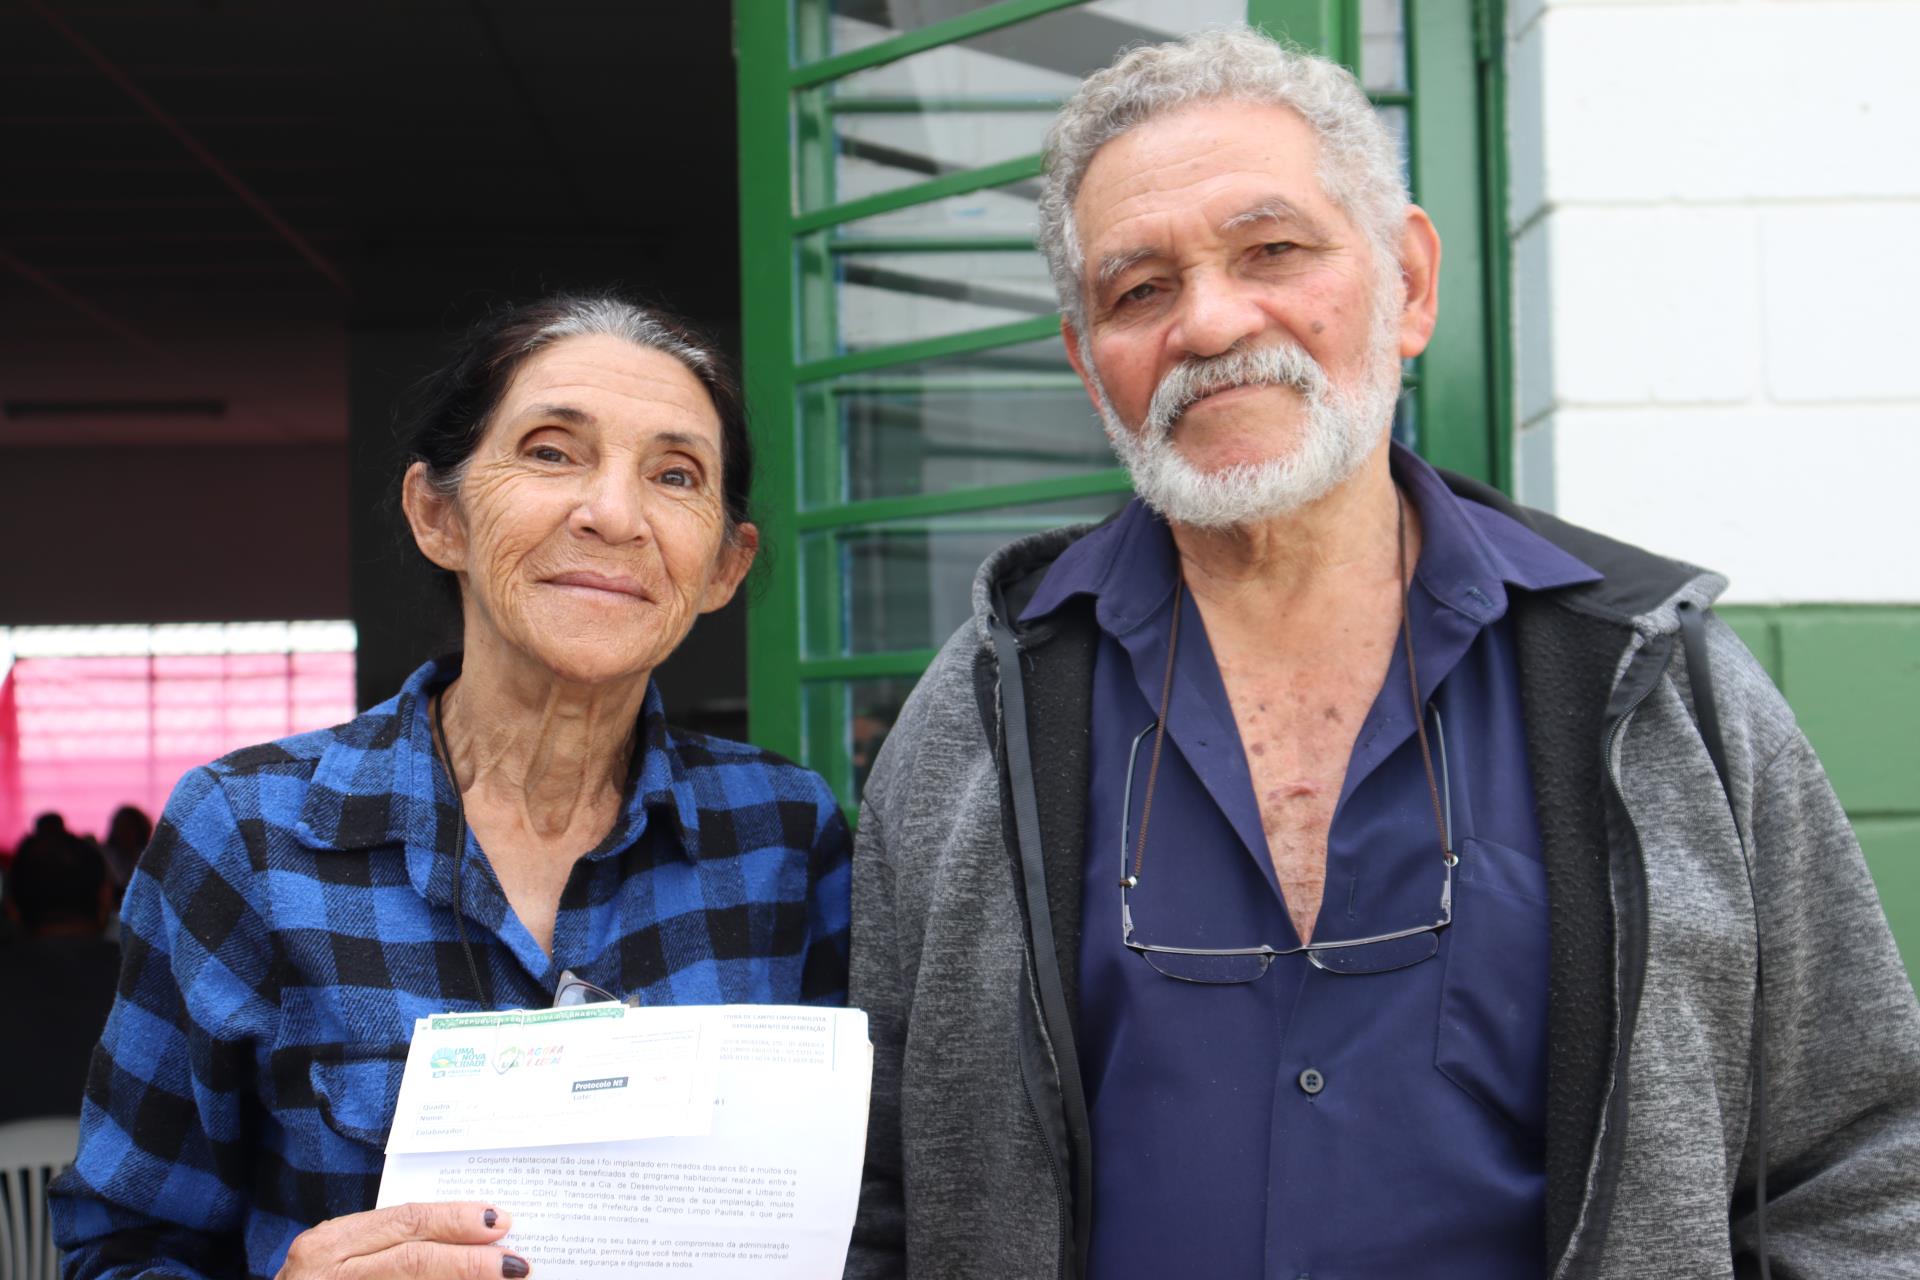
489;334;723;445
1071;100;1339;258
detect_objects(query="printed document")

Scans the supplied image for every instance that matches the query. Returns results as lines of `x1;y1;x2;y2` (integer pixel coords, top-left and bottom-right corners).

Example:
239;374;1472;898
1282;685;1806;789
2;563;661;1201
378;1004;872;1279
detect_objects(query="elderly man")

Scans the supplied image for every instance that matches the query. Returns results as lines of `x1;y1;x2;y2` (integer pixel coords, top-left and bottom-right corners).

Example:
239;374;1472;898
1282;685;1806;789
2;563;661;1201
847;26;1920;1280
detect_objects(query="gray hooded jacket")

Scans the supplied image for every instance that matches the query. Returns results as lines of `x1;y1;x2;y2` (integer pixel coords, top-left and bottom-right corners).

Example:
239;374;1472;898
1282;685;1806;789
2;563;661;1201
847;472;1920;1279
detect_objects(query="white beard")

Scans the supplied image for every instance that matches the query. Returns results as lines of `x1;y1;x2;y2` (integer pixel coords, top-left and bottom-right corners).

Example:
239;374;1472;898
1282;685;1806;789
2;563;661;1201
1089;326;1403;531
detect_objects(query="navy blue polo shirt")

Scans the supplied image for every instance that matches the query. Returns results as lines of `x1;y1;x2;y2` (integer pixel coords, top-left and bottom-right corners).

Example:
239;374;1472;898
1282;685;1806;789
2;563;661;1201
1021;446;1599;1279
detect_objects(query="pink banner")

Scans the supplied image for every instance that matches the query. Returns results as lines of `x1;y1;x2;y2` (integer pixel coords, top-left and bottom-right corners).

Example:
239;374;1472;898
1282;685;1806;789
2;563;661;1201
0;651;354;850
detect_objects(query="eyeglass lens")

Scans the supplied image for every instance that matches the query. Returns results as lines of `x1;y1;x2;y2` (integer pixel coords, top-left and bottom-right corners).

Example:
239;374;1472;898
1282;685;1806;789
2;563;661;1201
1142;950;1274;985
553;971;621;1007
1123;699;1455;984
1305;931;1441;975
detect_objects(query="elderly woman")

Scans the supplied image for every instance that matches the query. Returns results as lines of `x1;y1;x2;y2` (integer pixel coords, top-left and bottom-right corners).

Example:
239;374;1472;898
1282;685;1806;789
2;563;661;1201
50;295;851;1279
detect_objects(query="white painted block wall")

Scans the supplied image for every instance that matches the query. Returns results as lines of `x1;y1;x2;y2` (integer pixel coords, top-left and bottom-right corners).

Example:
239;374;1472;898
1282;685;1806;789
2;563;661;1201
1506;0;1920;602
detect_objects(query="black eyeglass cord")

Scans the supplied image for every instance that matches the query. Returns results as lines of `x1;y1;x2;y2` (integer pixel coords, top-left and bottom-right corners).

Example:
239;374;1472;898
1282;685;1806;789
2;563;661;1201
1128;487;1451;887
431;687;490;1007
1396;492;1455;868
1125;576;1182;886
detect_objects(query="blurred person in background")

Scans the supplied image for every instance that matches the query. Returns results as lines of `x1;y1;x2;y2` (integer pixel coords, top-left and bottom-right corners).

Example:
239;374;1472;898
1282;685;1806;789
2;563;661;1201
0;824;120;1123
24;810;72;853
99;803;154;941
0;812;82;943
51;293;852;1280
101;802;153;892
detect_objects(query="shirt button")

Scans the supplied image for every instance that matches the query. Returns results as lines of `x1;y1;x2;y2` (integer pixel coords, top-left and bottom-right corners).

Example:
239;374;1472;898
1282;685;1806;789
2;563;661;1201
1298;1068;1325;1096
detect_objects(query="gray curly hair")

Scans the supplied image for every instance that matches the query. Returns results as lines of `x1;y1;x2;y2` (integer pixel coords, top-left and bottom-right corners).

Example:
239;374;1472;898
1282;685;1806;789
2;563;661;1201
1037;27;1408;332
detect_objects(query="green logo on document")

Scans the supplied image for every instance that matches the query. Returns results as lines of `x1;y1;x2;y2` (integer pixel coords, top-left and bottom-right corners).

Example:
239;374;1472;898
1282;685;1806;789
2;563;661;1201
493;1044;522;1075
428;1045;487;1076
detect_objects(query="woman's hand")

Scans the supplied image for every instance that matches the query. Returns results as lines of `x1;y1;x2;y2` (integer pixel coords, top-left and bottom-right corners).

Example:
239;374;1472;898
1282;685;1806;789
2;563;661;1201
276;1202;529;1279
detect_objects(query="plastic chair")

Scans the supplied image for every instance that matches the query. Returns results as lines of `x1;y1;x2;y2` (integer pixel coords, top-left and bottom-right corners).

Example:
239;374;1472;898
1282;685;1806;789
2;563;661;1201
0;1117;79;1280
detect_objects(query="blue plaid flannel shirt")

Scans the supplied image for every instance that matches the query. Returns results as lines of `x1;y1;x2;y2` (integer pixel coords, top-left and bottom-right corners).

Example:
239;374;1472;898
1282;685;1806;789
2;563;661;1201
50;658;851;1279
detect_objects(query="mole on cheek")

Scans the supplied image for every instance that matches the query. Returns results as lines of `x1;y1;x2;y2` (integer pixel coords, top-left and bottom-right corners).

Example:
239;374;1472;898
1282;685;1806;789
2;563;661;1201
1311;321;1325;335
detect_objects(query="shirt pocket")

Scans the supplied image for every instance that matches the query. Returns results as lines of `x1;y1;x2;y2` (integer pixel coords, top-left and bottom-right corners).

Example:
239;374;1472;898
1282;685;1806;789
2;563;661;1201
273;1041;410;1153
1434;836;1551;1140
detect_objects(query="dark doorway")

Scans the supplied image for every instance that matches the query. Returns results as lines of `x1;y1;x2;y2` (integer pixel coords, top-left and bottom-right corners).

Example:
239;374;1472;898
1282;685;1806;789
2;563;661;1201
2;1;746;734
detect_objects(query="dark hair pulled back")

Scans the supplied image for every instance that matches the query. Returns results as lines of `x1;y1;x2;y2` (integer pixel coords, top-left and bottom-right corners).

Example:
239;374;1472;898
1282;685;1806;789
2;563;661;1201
400;292;755;590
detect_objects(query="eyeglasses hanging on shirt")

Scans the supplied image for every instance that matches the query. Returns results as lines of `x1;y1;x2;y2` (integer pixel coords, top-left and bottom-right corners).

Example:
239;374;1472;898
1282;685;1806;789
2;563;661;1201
552;970;632;1007
1118;490;1459;983
1118;701;1456;981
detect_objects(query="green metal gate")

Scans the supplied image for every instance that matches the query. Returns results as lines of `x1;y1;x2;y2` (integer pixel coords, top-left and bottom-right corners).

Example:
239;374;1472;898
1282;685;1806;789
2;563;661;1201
736;0;1510;810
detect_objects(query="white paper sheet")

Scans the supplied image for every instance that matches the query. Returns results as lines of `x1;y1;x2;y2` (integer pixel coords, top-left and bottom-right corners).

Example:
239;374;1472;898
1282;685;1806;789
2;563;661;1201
385;1004;717;1155
379;1005;872;1279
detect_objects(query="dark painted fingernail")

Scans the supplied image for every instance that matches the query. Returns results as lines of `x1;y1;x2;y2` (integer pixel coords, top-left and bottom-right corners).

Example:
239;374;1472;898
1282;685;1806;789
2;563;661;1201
502;1255;529;1278
483;1208;498;1229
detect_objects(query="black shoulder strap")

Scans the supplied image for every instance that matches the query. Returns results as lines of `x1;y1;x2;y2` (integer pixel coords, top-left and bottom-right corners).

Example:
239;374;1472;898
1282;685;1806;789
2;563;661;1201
1676;601;1770;1280
988;611;1094;1276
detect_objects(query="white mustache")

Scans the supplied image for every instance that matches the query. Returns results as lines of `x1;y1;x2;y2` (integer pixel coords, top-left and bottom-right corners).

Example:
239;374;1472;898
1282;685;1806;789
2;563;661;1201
1142;343;1330;437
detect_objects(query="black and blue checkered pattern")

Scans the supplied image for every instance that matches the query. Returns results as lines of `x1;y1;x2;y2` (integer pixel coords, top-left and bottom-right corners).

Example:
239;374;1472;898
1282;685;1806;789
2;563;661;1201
50;658;850;1278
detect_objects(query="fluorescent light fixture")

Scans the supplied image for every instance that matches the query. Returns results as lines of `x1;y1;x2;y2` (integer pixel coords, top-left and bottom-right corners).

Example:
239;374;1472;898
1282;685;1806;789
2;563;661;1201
0;621;357;658
3;399;227;420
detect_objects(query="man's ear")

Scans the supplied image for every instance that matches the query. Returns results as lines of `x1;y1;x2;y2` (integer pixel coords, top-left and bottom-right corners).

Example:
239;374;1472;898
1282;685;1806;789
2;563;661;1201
1061;316;1105;415
700;522;760;614
1396;205;1442;361
401;461;467;573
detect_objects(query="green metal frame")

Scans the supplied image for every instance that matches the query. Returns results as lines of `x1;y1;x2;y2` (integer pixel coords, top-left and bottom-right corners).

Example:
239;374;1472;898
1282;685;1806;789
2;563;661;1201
795;314;1061;383
828;96;1065;114
799;470;1130;532
1476;0;1515;493
738;0;1516;796
793;154;1045;236
787;0;1090;90
827;235;1036;253
1413;0;1510;485
735;3;805;761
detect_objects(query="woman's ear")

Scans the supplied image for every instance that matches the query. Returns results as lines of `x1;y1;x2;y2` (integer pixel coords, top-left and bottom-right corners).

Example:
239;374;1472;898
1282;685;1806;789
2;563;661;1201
401;461;467;573
700;522;760;614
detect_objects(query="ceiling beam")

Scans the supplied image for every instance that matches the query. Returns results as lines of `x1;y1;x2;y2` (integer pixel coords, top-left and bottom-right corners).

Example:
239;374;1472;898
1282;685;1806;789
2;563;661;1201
25;0;353;297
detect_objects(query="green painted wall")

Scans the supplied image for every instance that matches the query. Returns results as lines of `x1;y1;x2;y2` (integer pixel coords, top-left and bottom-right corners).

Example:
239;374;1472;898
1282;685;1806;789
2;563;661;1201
1717;605;1920;982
